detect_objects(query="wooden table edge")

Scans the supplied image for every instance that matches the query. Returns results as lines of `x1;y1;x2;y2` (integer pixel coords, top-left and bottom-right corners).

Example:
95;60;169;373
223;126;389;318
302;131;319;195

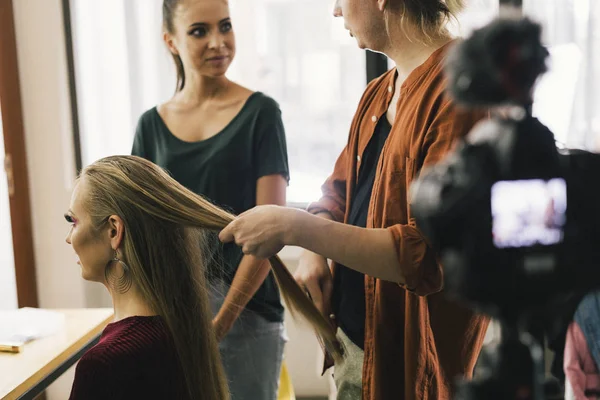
2;309;113;400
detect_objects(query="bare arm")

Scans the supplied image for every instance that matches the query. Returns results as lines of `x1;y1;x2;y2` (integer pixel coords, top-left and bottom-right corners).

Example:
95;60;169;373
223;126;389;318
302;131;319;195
289;210;402;283
213;175;287;341
293;212;335;316
221;206;402;283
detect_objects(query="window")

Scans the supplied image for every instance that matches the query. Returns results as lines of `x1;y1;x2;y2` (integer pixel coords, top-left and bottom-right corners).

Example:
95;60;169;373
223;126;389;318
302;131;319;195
69;0;173;169
523;0;600;150
388;0;500;69
72;1;596;204
452;0;500;35
69;0;365;205
227;1;366;204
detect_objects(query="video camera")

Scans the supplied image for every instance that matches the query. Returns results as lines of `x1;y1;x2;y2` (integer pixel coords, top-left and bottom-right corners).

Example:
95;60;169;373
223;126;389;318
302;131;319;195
409;12;600;400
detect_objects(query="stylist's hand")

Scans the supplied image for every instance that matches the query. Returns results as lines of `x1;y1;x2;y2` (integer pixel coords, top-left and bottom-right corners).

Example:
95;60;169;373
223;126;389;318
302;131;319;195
219;205;298;259
294;250;333;319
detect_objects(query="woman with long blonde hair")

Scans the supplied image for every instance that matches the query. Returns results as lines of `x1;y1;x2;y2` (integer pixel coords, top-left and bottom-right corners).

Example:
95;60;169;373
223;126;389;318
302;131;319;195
65;156;338;400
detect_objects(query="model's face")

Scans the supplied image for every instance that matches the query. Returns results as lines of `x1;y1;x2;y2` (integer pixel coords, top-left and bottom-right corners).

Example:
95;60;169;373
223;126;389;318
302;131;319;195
65;179;113;282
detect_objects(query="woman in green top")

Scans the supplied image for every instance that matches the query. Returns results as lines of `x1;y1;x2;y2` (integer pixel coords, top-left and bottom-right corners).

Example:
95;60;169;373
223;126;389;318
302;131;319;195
132;0;289;398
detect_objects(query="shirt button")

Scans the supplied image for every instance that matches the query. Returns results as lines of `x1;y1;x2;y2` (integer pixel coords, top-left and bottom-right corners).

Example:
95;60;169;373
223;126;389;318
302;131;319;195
388;86;393;93
371;115;377;122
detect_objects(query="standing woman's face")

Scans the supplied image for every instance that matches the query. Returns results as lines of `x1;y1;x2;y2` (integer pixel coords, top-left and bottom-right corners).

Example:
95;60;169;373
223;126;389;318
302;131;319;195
165;0;235;78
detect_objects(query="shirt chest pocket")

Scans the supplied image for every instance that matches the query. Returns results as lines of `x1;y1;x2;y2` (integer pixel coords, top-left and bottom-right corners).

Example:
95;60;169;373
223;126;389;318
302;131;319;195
375;156;416;227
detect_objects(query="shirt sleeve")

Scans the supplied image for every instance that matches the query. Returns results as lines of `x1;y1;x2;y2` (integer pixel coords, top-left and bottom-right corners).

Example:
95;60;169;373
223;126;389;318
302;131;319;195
387;100;488;296
254;99;290;182
131;114;148;158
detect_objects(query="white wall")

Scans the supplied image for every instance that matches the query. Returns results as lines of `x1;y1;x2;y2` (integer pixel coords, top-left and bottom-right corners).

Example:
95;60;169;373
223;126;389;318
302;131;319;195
12;0;89;397
12;0;84;308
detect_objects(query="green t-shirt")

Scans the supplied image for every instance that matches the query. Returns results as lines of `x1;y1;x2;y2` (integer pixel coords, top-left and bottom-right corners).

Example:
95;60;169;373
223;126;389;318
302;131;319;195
132;92;289;322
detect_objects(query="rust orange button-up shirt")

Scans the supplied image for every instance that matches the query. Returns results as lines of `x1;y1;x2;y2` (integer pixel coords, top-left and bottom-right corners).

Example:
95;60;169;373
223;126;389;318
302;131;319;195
307;42;490;400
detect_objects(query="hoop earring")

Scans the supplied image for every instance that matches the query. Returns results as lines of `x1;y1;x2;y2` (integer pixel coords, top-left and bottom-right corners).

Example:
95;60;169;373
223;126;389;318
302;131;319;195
107;249;133;294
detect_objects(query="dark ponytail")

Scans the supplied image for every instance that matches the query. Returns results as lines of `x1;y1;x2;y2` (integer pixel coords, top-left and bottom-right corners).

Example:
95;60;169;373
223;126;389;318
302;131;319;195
163;0;186;92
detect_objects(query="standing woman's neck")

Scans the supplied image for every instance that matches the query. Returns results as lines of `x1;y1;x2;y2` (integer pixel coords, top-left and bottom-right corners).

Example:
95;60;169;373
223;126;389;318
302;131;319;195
176;69;232;105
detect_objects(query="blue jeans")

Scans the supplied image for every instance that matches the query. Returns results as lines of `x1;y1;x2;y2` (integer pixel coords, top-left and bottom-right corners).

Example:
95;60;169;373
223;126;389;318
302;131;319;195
210;281;287;400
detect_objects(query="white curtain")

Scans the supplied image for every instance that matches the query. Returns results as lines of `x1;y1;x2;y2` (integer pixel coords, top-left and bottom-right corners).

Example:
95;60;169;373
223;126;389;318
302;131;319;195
70;0;599;203
70;0;173;168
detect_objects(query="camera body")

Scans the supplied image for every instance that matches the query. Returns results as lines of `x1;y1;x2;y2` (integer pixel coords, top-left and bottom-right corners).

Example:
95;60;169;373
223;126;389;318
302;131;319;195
411;114;600;320
411;14;600;321
409;15;600;400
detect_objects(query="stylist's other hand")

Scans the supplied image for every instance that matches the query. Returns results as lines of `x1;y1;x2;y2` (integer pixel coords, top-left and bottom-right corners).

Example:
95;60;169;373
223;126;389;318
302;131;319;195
294;250;333;319
219;205;297;259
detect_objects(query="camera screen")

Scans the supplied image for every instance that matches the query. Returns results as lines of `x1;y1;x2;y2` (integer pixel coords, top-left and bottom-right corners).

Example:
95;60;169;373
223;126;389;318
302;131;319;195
491;179;567;248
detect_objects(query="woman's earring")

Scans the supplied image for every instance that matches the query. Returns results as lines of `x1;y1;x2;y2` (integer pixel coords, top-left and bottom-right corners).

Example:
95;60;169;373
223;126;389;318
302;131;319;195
107;249;132;293
112;250;130;270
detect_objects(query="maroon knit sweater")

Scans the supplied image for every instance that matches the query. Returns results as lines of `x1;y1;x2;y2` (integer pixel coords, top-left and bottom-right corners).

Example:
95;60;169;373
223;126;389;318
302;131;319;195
68;315;187;400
